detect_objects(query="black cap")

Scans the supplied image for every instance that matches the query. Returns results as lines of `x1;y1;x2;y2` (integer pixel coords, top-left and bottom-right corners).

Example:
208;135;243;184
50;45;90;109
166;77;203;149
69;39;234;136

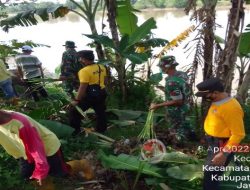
63;41;76;48
195;78;224;97
77;50;94;61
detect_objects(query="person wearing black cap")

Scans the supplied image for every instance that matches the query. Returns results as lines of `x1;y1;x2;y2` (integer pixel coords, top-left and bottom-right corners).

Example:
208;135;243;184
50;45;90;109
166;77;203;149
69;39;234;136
150;55;193;145
60;41;82;99
68;50;107;135
195;78;245;190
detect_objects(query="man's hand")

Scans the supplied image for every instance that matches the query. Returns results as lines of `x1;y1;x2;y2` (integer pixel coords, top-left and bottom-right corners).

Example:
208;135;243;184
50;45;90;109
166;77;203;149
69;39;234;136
212;152;227;166
59;75;67;81
63;100;79;110
149;103;159;110
70;100;79;107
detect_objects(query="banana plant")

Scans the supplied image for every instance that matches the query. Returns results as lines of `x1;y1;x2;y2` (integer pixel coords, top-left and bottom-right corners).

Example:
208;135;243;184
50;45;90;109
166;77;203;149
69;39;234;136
0;1;105;59
85;17;168;89
0;40;50;66
236;23;250;103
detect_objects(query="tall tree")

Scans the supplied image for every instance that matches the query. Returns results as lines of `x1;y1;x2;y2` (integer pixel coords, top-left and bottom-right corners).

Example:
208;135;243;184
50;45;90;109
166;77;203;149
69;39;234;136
216;0;245;93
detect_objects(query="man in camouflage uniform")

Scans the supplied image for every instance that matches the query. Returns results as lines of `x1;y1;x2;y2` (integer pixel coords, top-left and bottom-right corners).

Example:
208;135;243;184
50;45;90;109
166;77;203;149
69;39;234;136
150;55;193;145
60;41;82;99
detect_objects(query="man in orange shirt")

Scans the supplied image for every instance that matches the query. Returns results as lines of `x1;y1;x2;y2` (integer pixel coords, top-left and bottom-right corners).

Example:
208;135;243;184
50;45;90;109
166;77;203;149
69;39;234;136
195;78;245;190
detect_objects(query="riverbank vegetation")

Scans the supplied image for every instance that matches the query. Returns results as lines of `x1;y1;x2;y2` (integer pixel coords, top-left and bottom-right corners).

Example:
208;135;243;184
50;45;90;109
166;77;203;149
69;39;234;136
0;0;250;189
1;0;232;13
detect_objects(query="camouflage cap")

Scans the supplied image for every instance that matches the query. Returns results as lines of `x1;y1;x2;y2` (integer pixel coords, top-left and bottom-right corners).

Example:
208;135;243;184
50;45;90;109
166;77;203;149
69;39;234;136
63;41;76;48
158;55;178;68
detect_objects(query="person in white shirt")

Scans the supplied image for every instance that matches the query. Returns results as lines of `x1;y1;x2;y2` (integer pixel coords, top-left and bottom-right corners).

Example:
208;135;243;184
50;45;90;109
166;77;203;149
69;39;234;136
15;45;48;101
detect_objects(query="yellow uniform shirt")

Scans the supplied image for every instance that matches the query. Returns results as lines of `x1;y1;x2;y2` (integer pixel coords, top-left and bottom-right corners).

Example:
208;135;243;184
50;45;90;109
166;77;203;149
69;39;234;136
78;64;106;89
0;112;60;159
0;60;11;82
204;97;245;148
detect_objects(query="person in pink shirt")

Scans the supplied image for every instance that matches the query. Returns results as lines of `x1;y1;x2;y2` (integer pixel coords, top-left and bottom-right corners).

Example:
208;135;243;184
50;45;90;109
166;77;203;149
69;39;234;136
0;110;69;186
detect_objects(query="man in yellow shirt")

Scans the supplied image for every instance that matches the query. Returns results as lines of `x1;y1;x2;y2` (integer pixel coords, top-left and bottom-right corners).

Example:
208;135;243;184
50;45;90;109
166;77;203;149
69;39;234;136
0;60;16;100
195;78;245;190
69;50;107;135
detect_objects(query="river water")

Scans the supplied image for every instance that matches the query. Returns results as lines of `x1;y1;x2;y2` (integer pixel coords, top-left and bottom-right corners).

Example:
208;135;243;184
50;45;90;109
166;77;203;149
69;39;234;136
0;8;250;80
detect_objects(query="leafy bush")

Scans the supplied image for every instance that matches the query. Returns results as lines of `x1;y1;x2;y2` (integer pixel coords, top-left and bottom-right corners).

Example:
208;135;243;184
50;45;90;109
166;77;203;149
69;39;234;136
107;81;162;111
0;148;33;190
173;0;188;8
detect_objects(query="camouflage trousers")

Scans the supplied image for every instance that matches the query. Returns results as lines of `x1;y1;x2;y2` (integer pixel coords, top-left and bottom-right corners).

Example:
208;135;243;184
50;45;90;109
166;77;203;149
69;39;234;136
166;108;192;144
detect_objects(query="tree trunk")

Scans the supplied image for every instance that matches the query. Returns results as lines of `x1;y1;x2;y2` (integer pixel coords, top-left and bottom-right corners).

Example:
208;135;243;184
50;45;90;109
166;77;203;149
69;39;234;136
203;3;216;80
236;64;250;104
216;0;245;94
201;0;217;115
88;18;105;60
105;0;127;102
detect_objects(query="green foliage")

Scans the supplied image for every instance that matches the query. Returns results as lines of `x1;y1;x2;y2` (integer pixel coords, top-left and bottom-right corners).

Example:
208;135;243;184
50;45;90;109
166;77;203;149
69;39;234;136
238;24;250;57
152;0;167;8
128;18;156;46
0;148;32;190
0;40;49;61
173;0;188;8
161;151;199;164
107;81;161;111
149;72;163;84
86;17;161;65
98;150;164;178
243;105;250;141
116;0;139;35
166;163;203;180
0;5;70;32
38;120;74;138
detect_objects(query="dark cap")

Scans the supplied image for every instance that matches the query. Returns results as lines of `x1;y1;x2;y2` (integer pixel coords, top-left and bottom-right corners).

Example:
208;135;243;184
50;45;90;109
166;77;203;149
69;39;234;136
77;50;94;61
158;55;178;68
195;78;224;97
63;41;76;48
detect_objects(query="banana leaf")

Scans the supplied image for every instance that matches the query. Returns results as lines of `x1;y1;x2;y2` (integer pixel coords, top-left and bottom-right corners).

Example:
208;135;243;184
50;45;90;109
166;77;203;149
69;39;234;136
128;18;157;47
149;73;163;84
107;109;165;124
116;0;138;35
38;119;74;138
98;150;164;178
84;34;116;50
166;164;203;180
238;32;250;56
161;152;199;164
126;52;149;64
108;109;143;120
109;120;136;127
214;34;225;44
0;5;70;32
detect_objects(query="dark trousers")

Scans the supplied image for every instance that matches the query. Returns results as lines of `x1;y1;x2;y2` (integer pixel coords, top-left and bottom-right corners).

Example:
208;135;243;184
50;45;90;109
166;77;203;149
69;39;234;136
203;135;233;190
19;149;69;180
24;76;48;101
69;89;107;133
